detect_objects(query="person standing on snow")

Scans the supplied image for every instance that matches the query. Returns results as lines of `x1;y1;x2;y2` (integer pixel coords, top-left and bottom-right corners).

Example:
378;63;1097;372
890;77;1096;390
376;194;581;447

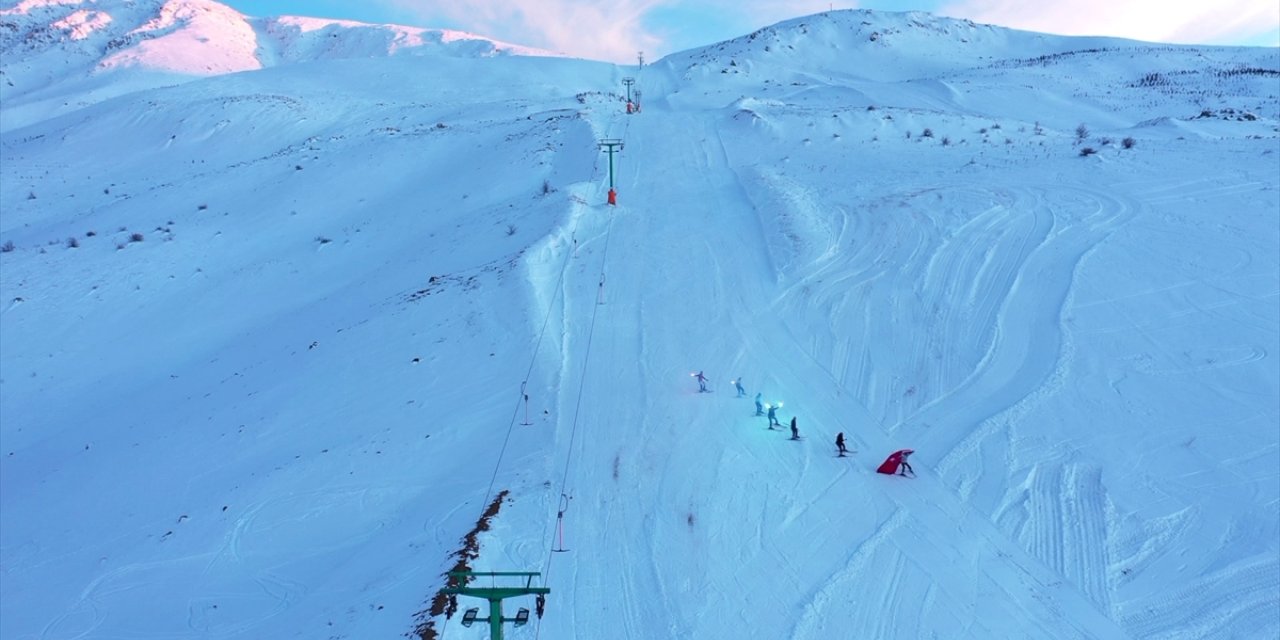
836;432;848;457
755;393;764;416
766;404;780;429
694;371;708;392
733;378;746;397
789;416;799;440
898;450;915;476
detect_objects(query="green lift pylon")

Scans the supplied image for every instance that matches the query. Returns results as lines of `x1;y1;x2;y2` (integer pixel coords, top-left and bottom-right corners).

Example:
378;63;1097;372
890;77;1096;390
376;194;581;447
443;571;550;640
598;139;623;189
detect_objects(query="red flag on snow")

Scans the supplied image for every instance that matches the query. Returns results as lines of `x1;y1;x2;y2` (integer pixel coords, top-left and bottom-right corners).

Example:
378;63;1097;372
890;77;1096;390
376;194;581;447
877;449;913;475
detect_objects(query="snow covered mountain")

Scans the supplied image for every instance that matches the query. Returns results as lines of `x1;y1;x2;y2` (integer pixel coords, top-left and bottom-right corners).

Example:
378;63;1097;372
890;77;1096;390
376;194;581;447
1;2;1278;639
0;0;560;131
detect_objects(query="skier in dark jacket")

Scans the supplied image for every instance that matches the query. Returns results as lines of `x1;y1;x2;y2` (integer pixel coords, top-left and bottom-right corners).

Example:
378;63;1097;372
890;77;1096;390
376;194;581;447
766;403;780;429
733;378;746;397
836;432;848;457
693;371;708;392
754;393;764;416
789;416;799;440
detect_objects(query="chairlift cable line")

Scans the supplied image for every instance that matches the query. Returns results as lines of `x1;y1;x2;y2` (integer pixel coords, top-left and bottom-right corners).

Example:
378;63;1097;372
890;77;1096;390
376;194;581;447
441;108;616;637
533;90;637;638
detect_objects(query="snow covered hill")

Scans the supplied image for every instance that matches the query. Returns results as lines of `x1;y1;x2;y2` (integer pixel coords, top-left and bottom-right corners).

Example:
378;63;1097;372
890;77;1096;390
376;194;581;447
1;4;1278;639
0;0;560;131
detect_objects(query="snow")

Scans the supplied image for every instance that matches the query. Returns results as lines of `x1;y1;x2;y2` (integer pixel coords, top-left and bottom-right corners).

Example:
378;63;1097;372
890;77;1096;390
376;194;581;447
1;3;1278;639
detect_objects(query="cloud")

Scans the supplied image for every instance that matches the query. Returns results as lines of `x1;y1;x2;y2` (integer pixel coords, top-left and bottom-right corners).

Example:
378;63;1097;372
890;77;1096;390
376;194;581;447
939;0;1279;45
381;0;842;62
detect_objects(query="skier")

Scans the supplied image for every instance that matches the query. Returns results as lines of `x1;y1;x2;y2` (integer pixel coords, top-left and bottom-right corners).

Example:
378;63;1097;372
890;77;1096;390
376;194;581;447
766;403;781;429
789;416;799;440
754;393;764;416
876;449;915;476
733;378;746;397
836;432;848;457
693;371;708;392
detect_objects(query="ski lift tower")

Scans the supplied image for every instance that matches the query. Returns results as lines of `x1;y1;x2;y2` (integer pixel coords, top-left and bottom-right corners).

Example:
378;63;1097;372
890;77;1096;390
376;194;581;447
598;139;624;204
622;77;636;103
444;571;550;640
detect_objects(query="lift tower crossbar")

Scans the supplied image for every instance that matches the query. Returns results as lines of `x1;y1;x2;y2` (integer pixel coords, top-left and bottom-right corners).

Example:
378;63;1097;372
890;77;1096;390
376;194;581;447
598;139;624;190
443;571;550;640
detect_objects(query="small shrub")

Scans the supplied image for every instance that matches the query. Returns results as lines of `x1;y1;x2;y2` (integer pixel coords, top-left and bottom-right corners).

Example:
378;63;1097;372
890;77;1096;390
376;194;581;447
86;230;96;237
921;128;934;138
294;164;303;171
1099;137;1114;146
315;236;332;245
1;240;15;253
991;123;1002;130
978;127;988;134
1122;137;1136;149
1033;121;1044;135
541;179;554;195
1079;147;1097;157
26;192;36;200
197;204;208;210
1076;123;1089;140
1005;138;1013;145
67;237;79;248
506;224;517;236
130;232;144;242
941;136;952;146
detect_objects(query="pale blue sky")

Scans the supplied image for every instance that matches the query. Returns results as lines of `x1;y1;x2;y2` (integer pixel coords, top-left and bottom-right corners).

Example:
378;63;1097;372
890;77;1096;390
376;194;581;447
223;0;1279;61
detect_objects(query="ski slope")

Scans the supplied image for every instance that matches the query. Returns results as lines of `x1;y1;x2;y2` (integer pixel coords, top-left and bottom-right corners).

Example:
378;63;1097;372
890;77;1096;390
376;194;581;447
2;5;1278;639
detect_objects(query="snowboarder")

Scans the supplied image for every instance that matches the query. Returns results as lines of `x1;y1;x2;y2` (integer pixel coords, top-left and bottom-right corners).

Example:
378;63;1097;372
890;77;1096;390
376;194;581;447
766;403;781;429
693;371;708;392
789;416;799;440
733;378;746;397
836;432;848;457
898;450;915;476
754;393;764;416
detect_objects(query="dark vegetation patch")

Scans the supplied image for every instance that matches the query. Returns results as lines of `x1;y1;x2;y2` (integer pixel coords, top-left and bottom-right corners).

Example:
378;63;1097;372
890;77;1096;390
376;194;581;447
410;490;510;640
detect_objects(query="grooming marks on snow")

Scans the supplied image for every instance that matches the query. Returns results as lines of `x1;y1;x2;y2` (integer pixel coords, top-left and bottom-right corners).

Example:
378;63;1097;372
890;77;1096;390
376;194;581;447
900;183;1134;456
787;508;908;639
1135;176;1274;206
995;462;1113;612
39;600;102;640
1131;344;1268;376
1119;556;1280;639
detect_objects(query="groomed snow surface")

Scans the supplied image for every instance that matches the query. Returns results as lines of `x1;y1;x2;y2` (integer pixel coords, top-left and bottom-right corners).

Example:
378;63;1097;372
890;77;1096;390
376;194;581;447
2;5;1279;640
